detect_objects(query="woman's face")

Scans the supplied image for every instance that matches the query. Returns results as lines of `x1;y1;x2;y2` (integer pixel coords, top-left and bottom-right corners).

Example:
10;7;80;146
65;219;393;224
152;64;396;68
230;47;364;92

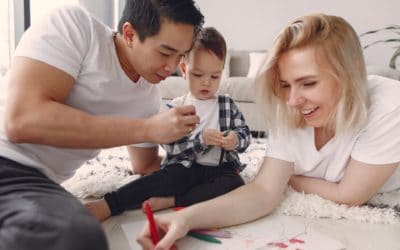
278;46;340;129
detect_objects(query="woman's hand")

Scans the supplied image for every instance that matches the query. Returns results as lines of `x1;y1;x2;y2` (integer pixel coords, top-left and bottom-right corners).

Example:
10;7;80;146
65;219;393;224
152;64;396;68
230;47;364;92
136;212;190;250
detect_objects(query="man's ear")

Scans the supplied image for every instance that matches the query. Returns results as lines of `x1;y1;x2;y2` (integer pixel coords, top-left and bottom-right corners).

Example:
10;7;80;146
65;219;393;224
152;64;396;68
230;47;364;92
179;62;187;79
122;22;138;47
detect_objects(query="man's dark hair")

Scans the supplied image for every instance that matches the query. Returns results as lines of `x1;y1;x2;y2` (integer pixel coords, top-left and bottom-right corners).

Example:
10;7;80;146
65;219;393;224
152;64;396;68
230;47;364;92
194;27;227;61
118;0;204;41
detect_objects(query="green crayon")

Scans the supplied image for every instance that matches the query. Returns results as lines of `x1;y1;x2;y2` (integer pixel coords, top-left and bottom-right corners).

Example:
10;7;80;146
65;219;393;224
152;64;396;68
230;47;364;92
187;231;222;244
201;129;231;155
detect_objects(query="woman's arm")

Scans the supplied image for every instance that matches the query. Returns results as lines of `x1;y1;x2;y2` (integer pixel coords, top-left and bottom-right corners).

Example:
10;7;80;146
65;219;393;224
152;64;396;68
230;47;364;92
290;159;398;206
137;157;294;249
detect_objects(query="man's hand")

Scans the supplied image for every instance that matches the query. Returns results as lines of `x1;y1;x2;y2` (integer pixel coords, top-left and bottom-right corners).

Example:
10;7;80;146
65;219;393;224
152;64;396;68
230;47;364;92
145;105;200;144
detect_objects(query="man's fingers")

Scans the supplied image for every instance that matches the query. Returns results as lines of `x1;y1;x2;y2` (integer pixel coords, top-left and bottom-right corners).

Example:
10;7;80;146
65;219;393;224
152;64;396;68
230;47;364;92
181;113;200;126
176;105;196;115
172;105;200;129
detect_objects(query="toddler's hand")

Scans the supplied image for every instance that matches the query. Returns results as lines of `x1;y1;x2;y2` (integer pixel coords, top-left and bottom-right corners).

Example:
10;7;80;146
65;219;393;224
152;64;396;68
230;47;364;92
221;131;237;151
202;129;224;146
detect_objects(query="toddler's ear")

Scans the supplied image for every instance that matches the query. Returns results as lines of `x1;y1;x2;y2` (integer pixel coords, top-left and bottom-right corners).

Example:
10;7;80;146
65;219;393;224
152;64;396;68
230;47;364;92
179;62;187;79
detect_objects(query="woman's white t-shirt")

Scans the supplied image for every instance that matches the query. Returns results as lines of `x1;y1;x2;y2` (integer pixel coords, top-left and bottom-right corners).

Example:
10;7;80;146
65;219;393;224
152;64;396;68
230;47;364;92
266;75;400;192
0;5;160;183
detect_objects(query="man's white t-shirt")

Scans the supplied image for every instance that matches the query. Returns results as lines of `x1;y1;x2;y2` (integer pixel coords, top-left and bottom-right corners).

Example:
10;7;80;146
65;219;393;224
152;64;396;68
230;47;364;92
266;75;400;192
0;5;160;183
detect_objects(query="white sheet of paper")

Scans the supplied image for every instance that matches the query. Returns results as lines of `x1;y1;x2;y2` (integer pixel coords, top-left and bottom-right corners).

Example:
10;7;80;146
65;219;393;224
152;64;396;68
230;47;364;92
121;214;346;250
121;220;144;249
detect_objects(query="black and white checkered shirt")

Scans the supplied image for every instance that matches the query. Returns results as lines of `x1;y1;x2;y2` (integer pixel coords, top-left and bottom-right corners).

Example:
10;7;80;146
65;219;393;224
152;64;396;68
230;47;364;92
161;95;251;171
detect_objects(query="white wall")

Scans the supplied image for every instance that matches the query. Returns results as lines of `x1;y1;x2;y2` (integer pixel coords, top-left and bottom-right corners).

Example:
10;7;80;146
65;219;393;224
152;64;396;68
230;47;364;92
195;0;400;68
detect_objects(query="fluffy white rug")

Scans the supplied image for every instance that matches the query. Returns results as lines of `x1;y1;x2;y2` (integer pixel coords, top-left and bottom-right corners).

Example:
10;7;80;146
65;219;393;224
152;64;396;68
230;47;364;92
62;138;400;224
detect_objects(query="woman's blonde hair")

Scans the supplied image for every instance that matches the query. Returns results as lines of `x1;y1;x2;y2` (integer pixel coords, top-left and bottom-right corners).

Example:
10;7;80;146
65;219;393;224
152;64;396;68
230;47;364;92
256;13;368;135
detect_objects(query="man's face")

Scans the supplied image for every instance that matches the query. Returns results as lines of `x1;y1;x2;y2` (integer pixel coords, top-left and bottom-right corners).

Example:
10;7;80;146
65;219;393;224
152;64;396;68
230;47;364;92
128;20;195;83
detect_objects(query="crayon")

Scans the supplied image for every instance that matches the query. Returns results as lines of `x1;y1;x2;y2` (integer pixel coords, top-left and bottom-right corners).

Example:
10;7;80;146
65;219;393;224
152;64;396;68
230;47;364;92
187;231;222;244
193;229;232;239
201;129;231;155
144;202;160;244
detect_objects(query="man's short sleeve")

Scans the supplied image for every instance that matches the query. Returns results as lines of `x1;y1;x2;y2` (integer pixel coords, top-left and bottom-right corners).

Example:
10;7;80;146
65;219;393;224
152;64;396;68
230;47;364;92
14;5;91;78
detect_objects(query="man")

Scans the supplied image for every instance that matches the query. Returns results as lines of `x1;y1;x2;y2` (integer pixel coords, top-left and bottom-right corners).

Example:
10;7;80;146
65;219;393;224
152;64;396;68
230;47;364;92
0;0;203;249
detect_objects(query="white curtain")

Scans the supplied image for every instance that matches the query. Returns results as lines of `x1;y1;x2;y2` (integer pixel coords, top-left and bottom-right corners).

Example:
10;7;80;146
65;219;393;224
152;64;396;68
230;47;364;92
0;0;123;77
0;1;11;76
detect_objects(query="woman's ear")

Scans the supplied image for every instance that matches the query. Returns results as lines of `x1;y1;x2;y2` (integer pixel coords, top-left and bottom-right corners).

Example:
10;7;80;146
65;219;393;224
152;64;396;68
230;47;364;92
179;62;187;79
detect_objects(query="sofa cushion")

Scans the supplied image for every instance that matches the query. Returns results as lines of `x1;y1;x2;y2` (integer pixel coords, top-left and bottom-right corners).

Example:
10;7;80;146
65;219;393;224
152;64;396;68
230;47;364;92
220;77;255;102
159;76;188;99
229;49;267;77
246;52;267;78
229;50;251;77
367;65;400;81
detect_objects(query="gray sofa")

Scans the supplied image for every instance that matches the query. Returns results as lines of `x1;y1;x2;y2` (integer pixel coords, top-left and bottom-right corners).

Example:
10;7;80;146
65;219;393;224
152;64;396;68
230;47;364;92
159;50;400;133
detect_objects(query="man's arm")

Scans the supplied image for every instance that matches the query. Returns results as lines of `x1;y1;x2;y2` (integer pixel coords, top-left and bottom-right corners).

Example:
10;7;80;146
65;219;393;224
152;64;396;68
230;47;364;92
4;57;199;148
127;146;162;175
289;159;398;206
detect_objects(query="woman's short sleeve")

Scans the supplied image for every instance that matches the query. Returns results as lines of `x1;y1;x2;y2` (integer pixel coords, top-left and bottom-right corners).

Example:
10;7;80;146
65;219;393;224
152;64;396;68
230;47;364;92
265;131;293;162
352;107;400;165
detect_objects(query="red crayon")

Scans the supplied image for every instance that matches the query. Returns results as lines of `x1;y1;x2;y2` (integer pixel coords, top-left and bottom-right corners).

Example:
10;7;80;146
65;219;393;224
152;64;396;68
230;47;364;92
144;202;160;244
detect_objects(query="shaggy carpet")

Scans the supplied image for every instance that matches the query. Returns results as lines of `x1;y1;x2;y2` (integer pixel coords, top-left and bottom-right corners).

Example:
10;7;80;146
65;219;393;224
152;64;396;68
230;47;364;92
62;138;400;224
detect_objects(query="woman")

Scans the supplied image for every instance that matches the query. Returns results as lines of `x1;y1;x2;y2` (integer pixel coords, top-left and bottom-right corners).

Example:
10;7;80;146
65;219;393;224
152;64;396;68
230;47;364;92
137;13;400;250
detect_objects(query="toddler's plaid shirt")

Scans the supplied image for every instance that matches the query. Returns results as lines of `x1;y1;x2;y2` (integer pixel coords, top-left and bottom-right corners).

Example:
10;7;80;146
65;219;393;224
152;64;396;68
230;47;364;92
161;95;251;171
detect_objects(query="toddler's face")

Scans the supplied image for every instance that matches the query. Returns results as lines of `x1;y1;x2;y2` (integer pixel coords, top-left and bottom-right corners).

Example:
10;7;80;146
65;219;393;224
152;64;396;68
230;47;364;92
183;48;224;100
